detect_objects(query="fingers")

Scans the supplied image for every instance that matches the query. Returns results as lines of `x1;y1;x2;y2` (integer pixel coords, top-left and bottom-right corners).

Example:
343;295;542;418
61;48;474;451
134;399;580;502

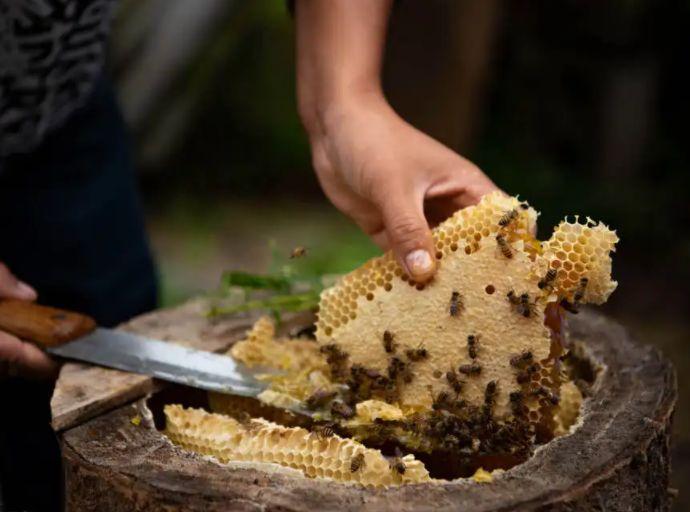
0;262;37;300
377;186;436;282
0;330;59;379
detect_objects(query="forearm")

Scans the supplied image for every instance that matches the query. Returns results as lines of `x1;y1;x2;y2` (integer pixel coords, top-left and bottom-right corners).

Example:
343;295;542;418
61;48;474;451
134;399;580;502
295;0;393;137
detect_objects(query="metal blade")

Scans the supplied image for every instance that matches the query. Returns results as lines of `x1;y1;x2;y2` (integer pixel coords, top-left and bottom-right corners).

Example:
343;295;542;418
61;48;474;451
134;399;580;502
47;328;267;397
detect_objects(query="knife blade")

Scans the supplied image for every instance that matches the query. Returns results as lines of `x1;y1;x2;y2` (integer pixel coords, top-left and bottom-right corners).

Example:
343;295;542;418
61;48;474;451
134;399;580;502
0;299;268;397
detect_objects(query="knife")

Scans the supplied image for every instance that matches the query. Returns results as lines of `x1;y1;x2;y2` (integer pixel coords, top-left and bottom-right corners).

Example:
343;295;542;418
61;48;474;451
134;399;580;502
0;299;268;397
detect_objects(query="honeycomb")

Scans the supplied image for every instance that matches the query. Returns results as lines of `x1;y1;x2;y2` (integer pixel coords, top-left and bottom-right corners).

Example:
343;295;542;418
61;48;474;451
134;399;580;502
225;316;334;405
168;192;614;483
315;192;617;430
552;380;583;435
164;404;432;487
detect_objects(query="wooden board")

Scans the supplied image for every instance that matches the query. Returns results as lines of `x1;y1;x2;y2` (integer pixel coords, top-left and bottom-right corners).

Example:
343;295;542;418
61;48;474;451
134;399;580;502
60;309;677;511
50;298;258;431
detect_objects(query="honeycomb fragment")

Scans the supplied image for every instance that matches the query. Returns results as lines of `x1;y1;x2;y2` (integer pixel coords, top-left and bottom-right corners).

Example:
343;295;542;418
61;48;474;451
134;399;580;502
227;316;334;403
164;404;432;487
315;192;617;432
553;381;583;435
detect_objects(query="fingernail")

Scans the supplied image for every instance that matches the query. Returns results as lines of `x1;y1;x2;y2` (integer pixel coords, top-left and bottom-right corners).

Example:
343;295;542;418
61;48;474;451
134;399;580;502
405;249;434;279
16;281;37;300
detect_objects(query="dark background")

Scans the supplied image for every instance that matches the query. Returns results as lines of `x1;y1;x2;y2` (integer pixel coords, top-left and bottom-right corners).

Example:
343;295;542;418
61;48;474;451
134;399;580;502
110;1;689;507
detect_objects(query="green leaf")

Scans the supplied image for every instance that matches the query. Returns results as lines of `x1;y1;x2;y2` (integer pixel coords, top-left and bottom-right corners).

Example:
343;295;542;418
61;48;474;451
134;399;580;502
221;271;292;292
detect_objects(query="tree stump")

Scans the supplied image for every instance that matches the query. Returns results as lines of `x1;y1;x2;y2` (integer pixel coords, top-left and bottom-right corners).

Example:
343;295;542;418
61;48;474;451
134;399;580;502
55;301;677;511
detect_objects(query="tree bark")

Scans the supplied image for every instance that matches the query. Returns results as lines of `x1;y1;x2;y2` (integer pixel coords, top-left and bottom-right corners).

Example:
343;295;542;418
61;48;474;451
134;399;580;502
59;308;676;511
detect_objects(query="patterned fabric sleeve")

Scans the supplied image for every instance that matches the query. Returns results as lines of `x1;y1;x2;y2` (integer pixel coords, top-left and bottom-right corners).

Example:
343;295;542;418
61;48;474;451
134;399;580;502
0;0;116;157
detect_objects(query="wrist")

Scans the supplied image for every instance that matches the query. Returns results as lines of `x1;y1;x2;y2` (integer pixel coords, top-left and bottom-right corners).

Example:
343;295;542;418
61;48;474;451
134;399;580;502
300;86;389;141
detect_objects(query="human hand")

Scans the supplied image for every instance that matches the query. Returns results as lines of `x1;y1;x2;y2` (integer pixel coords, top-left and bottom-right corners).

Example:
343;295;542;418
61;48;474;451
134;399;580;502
307;94;499;281
0;263;58;379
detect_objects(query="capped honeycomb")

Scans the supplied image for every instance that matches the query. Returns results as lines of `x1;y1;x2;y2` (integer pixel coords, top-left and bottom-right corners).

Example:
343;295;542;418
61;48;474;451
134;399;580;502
315;192;617;433
164;404;432;487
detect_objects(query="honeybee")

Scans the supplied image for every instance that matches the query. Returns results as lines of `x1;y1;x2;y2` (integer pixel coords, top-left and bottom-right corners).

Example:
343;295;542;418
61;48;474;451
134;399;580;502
496;234;513;258
432;390;454;411
405;414;428;435
467;334;479;359
538;268;557;290
509;391;524;416
532;385;560;405
330;401;355;419
507;290;535;317
387;356;404;379
445;367;464;394
449;291;464;317
383;330;397;353
559;298;579;314
305;389;337;410
485;380;498;403
321;344;349;380
498;209;519;228
458;362;482;376
510;350;534;368
388;356;413;383
289;246;307;259
236;411;256;431
312;422;336;439
350;452;366;473
320;344;347;363
573;277;589;303
389;447;406;475
405;344;429;362
482;380;498;418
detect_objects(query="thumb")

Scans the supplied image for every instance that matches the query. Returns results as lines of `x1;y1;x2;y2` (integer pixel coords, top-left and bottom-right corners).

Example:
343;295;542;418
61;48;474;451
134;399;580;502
0;263;37;301
379;188;436;282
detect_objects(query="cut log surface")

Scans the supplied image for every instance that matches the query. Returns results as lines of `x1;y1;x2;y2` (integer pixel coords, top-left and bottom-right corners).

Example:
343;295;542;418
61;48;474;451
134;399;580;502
58;302;677;511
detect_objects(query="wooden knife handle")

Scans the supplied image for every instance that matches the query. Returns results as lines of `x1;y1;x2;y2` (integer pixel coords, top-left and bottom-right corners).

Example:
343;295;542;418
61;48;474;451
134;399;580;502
0;299;97;349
